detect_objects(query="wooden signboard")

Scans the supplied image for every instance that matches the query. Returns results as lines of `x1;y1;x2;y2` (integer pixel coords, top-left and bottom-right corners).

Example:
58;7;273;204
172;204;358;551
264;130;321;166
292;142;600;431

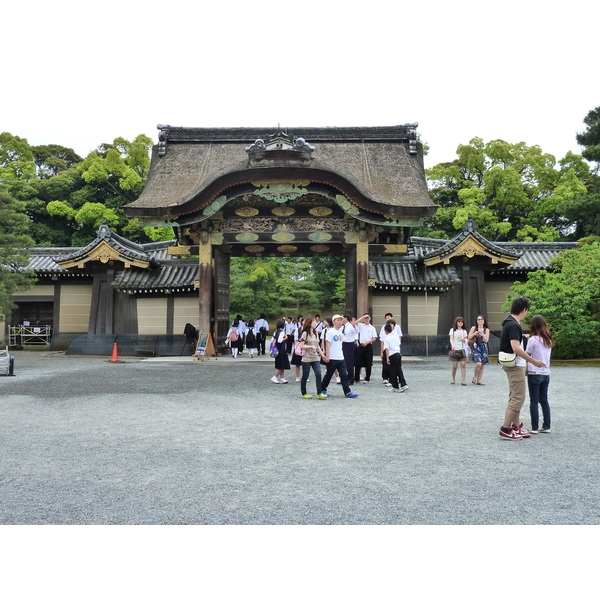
193;333;217;361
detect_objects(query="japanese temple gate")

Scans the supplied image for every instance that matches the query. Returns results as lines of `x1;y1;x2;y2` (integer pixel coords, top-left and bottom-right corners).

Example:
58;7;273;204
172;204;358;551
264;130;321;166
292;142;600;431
125;125;436;344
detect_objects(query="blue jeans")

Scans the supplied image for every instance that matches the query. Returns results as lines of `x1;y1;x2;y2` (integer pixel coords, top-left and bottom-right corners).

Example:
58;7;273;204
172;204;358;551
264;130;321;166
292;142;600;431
528;374;551;430
301;361;322;395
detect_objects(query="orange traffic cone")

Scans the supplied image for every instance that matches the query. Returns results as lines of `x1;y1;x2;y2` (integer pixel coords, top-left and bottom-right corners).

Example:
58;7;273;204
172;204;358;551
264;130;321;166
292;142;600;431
108;342;122;362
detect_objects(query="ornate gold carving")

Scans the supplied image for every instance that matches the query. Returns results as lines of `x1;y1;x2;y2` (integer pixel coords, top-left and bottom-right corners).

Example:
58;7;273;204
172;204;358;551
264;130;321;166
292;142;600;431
272;232;296;242
58;240;150;270
277;245;298;254
245;245;265;253
235;232;259;242
309;245;330;253
252;181;310;203
344;231;360;244
235;207;259;217
167;246;192;255
356;240;369;264
309;206;333;217
218;217;347;234
203;195;228;217
335;194;360;216
423;234;518;266
383;244;408;254
199;239;212;266
308;232;332;242
271;206;295;217
368;279;376;287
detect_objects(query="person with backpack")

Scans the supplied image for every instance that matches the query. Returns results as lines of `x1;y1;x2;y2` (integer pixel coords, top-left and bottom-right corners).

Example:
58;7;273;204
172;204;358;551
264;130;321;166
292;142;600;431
271;318;290;384
226;318;242;358
255;314;269;356
246;319;257;358
298;315;326;399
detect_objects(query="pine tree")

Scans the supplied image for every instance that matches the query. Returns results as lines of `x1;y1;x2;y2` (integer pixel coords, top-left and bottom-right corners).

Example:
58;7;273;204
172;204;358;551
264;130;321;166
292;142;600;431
0;189;36;321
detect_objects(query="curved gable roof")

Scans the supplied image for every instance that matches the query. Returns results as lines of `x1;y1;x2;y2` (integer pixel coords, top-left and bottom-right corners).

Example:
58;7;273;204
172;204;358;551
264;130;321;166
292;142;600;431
124;125;437;222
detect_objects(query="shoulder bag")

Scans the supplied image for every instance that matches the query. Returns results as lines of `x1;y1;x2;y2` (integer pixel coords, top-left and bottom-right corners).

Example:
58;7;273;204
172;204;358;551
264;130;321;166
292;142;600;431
498;351;517;367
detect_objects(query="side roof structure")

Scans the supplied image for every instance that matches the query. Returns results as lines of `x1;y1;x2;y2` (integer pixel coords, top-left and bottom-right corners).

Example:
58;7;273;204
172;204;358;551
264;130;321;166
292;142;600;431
24;225;577;294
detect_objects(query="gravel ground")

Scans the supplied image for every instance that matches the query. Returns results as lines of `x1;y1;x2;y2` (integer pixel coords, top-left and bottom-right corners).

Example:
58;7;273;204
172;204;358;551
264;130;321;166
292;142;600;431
1;350;598;525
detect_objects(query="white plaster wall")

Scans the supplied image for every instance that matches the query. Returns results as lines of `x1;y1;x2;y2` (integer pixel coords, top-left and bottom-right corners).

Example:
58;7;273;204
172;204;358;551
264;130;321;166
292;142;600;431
59;285;93;333
137;297;168;334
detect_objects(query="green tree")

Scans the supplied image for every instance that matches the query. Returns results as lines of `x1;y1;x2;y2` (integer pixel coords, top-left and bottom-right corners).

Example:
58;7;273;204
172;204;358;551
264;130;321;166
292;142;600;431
421;138;588;241
0;132;168;247
0;132;37;182
506;239;600;358
562;108;600;237
577;106;600;166
0;189;36;321
31;144;82;178
229;256;345;320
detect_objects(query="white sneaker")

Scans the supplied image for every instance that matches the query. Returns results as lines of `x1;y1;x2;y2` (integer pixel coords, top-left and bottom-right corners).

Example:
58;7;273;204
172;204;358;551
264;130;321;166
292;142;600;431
382;380;389;385
279;379;289;384
400;385;409;391
271;376;280;384
295;377;300;382
384;382;392;387
335;377;341;383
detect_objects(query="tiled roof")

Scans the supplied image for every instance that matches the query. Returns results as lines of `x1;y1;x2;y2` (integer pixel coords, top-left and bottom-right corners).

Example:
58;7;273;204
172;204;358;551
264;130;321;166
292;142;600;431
495;242;577;272
370;259;461;290
124;124;436;220
114;260;198;292
410;236;576;271
24;227;577;293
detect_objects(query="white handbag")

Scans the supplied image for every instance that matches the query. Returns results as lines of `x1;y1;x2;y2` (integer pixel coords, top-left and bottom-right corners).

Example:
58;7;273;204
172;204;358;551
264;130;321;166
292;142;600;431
498;351;517;367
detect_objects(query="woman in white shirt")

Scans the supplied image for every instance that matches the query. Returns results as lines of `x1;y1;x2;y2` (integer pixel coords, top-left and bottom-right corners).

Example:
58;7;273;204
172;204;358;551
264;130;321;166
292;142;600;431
526;314;554;433
449;316;468;385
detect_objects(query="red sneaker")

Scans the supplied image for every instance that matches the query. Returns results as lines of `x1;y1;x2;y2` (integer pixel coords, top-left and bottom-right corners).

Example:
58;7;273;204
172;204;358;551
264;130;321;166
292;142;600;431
514;423;531;438
499;427;522;440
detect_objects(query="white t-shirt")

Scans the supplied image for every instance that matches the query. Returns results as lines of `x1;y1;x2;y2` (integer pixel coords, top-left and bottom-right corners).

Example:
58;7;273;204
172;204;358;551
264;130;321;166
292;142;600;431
255;318;269;334
341;322;357;343
379;323;402;341
383;331;401;356
357;323;377;344
325;327;345;360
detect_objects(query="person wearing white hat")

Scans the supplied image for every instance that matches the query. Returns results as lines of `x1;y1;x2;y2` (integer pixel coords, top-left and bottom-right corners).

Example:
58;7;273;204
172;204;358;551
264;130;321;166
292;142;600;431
320;315;358;399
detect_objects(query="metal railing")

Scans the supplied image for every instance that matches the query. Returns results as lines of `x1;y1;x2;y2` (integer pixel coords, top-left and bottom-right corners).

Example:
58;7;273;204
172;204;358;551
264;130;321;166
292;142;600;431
9;325;52;347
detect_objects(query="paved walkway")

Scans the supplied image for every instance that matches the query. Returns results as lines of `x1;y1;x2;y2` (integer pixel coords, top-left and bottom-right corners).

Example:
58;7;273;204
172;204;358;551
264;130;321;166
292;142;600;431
1;350;598;524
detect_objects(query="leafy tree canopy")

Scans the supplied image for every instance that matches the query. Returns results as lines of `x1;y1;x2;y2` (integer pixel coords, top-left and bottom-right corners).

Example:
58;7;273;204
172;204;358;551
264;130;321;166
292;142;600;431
229;256;345;322
0;132;172;246
420;138;590;241
576;106;600;166
506;239;600;358
0;189;36;321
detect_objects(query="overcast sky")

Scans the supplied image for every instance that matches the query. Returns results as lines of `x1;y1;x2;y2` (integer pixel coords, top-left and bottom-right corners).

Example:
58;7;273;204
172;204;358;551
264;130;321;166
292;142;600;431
3;1;598;170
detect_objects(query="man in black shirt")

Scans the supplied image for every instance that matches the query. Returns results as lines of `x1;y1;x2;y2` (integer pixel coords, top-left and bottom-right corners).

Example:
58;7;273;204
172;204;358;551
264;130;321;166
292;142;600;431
499;296;546;440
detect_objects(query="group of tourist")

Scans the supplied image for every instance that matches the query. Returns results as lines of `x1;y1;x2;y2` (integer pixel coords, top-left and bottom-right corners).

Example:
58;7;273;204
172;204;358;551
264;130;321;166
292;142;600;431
447;299;553;439
226;300;554;439
269;312;409;400
448;315;491;385
225;314;270;358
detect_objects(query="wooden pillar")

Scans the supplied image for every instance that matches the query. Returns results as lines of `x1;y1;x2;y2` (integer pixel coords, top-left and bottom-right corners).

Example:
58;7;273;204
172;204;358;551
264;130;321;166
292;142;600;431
197;233;212;334
356;237;369;317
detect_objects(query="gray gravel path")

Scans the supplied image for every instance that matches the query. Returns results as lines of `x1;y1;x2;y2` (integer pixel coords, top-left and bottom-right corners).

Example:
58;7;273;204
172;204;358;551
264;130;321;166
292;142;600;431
1;350;598;524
